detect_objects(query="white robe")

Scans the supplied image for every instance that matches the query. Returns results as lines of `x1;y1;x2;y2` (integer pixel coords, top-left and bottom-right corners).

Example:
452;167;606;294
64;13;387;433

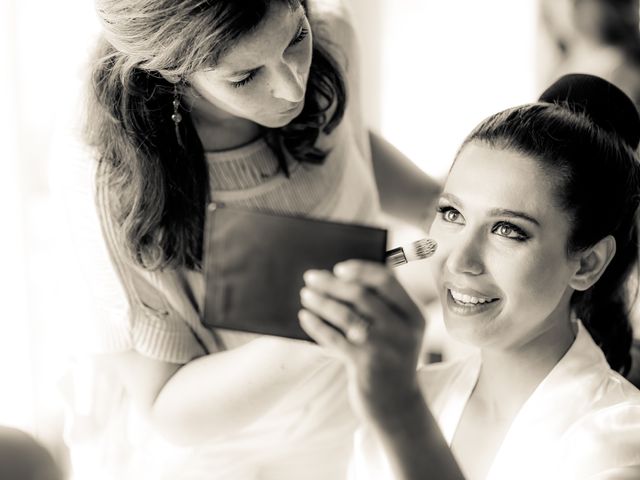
350;321;640;479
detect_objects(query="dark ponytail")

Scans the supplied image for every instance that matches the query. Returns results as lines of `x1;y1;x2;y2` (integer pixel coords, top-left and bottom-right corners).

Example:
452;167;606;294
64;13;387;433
463;73;640;375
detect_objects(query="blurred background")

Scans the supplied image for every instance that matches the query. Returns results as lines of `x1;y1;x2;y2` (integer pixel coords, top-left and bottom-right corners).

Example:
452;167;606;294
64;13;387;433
1;0;639;477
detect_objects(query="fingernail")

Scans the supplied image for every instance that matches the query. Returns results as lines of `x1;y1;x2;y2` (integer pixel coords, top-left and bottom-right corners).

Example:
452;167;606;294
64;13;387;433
334;262;351;277
303;270;322;285
300;287;314;301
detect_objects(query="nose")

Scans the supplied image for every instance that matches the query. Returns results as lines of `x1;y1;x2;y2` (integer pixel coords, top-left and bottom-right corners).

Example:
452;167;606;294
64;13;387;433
270;61;305;103
444;231;485;276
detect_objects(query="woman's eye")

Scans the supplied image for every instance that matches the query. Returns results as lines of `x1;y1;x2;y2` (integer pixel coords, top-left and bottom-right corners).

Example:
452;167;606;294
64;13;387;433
437;206;464;224
291;27;309;46
445;210;459;222
492;222;529;241
231;71;256;88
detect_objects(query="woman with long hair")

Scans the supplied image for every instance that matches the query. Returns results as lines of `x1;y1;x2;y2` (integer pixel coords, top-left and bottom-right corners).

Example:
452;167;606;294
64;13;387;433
300;74;640;479
65;0;440;478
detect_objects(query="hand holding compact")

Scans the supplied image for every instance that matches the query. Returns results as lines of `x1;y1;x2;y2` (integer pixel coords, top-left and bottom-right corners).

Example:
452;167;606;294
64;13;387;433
299;260;426;423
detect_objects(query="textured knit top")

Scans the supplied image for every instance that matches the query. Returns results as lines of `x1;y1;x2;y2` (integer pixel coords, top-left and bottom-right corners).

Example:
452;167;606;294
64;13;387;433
94;106;380;363
58;1;383;479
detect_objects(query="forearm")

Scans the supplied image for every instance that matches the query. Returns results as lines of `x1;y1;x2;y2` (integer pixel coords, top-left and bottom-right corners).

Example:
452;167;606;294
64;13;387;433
368;130;441;229
149;337;327;445
368;389;465;480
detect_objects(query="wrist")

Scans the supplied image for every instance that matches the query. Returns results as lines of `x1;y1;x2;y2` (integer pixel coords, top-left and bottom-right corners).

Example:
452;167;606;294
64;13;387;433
363;383;426;433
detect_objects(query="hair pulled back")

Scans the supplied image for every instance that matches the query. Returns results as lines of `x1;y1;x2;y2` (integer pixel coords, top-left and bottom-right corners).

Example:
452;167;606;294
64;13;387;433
459;75;640;375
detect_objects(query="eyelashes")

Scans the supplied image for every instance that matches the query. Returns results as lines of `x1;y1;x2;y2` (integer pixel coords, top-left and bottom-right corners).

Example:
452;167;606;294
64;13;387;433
290;27;309;46
231;72;256;88
436;205;530;242
437;205;463;224
491;221;529;242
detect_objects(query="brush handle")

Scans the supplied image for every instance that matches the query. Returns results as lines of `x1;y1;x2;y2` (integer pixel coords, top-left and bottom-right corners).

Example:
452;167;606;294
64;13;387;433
385;238;437;267
385;247;407;267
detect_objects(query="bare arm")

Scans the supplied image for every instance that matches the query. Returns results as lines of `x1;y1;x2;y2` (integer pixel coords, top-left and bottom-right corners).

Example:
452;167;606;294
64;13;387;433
369;389;465;480
369;130;441;229
109;337;327;445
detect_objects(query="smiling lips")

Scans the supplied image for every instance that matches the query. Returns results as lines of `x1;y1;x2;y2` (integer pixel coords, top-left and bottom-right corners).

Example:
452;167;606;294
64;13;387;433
450;289;496;305
446;287;500;315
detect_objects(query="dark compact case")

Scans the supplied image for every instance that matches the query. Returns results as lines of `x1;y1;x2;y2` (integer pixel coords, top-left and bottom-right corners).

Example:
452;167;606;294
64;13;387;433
203;203;388;341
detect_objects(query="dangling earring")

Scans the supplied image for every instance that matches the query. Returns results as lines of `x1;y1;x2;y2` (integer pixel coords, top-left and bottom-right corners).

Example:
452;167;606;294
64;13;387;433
171;83;184;148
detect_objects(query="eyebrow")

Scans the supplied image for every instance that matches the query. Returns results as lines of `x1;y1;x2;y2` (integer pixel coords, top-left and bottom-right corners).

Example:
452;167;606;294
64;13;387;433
226;15;305;78
440;193;541;226
487;208;540;226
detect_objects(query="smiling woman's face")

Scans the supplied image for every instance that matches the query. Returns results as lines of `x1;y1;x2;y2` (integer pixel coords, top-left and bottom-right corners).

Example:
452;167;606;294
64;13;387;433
429;142;582;350
187;1;313;128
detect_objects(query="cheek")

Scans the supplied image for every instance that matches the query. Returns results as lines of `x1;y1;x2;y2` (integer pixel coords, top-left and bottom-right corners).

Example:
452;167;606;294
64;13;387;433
227;90;263;113
215;87;275;119
428;222;465;276
427;226;449;283
498;249;571;313
303;43;313;73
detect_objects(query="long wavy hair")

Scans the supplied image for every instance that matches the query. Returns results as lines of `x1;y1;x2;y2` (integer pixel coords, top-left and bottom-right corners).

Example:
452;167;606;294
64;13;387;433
86;0;347;271
461;102;640;375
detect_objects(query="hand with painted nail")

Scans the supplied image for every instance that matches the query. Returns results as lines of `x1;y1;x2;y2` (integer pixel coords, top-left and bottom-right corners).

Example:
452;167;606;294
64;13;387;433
299;259;426;423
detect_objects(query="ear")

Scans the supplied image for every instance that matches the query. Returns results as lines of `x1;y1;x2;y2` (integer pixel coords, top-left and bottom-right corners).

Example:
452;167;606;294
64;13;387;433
569;235;616;291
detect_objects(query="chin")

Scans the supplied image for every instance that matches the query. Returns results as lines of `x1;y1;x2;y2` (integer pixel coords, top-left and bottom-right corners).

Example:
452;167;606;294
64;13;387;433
444;315;501;349
260;117;293;129
258;102;305;128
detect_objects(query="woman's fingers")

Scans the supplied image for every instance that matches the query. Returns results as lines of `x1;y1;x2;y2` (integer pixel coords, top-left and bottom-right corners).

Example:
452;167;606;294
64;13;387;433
300;262;427;426
300;274;424;352
302;271;400;328
335;260;424;327
304;261;424;328
298;309;350;356
300;287;370;341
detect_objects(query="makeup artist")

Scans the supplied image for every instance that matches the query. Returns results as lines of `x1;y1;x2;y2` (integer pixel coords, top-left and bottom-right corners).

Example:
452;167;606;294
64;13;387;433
300;74;640;480
62;0;440;478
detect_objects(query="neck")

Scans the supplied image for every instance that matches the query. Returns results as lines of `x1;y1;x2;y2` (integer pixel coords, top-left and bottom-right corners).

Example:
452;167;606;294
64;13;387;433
184;88;262;151
471;315;576;421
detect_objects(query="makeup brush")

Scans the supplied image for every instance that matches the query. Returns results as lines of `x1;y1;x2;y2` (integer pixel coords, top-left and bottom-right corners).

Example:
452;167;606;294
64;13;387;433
385;238;438;267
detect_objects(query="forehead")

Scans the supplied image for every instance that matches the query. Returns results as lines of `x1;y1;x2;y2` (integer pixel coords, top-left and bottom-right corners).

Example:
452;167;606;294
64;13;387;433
446;142;559;214
214;2;302;74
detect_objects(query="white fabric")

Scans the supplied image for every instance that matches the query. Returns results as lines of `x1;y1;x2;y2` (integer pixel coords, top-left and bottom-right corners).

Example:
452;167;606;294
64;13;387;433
350;321;640;480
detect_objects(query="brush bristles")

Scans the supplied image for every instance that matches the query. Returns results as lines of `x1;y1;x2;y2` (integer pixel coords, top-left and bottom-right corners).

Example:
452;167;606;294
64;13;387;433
405;238;437;261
